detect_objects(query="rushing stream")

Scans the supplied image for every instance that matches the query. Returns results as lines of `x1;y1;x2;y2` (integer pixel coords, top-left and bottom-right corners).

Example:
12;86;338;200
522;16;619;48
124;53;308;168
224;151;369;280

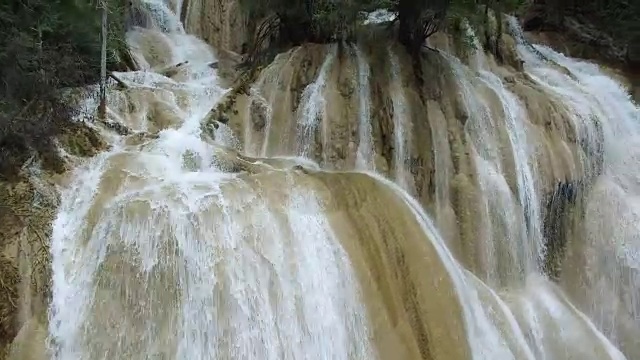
34;1;640;360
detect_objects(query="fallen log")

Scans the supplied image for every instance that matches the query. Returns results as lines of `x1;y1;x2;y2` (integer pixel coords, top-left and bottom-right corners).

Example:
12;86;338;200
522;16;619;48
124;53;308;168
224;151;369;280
108;72;129;89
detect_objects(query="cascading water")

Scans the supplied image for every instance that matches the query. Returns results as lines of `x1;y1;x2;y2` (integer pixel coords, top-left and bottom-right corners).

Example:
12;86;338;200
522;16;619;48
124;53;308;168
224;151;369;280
445;53;533;286
244;76;273;157
31;1;639;359
48;3;375;360
295;45;337;160
508;16;640;358
138;0;185;33
468;25;544;277
354;45;376;171
388;47;413;192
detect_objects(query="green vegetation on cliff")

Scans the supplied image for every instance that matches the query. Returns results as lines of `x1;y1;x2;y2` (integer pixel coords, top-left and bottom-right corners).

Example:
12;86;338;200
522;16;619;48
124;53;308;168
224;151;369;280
0;0;126;180
239;0;525;69
524;0;640;66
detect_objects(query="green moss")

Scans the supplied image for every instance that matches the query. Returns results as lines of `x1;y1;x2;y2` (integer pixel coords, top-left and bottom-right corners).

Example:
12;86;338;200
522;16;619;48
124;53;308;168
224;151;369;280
57;123;106;158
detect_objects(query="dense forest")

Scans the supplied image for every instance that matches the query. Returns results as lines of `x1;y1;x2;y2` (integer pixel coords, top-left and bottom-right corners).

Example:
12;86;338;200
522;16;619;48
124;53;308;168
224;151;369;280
0;0;637;181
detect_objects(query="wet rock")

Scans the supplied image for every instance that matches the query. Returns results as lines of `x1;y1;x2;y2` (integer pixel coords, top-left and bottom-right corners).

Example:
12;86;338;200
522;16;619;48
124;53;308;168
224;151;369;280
5;318;49;360
99;118;131;136
0;256;18;353
627;35;640;68
0;177;58;358
521;4;549;32
542;179;585;280
57;123;108;158
250;100;267;131
453;96;469;126
218;113;230;124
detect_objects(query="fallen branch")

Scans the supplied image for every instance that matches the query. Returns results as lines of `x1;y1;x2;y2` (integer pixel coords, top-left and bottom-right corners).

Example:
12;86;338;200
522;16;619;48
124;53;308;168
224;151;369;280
108;71;129;89
421;44;439;53
119;47;140;71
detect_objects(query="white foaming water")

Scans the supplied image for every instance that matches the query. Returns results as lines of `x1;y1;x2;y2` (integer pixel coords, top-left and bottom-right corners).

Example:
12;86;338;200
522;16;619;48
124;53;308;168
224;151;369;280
42;2;638;358
295;45;337;159
362;9;397;25
248;48;301;157
508;17;640;357
467;26;543;273
354;45;376;171
475;73;542;259
139;0;185;33
388;48;413;192
364;170;627;360
48;2;373;359
446;53;533;286
370;173;627;360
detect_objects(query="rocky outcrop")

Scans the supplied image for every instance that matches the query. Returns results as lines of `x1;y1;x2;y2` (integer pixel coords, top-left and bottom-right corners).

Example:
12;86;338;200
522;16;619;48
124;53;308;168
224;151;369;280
0;176;56;360
0;122;105;360
520;4;640;104
182;0;249;54
214;29;590;274
3;2;637;356
542;179;585;280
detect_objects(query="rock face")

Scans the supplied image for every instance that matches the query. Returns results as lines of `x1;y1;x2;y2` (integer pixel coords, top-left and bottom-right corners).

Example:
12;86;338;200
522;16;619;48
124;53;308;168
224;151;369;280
182;0;249;54
2;2;638;358
520;4;639;77
0;122;105;359
628;36;640;67
214;29;591;279
0;177;56;359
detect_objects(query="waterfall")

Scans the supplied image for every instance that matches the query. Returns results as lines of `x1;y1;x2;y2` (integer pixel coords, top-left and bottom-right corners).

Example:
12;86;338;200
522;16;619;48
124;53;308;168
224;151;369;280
20;2;637;359
509;16;640;357
445;54;530;285
295;45;337;159
475;72;542;259
469;26;544;276
243;89;270;157
138;0;185;33
388;47;413;192
48;3;374;359
354;45;376;171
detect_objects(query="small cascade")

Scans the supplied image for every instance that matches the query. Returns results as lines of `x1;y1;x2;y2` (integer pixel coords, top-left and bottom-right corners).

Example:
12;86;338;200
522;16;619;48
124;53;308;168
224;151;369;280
468;26;544;272
509;16;640;358
477;72;542;261
373;174;627;360
295;45;338;159
446;54;531;286
388;48;413;191
138;0;185;33
354;45;376;171
243;79;272;157
250;48;301;158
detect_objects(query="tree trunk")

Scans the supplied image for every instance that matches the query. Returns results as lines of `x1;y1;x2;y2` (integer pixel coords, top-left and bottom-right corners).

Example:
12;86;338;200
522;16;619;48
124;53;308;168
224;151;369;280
99;0;108;120
397;0;417;48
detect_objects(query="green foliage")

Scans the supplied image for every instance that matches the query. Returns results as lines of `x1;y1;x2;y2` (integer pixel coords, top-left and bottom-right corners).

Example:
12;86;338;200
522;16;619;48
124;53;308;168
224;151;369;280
564;0;640;43
238;0;529;66
239;0;391;68
0;0;126;180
